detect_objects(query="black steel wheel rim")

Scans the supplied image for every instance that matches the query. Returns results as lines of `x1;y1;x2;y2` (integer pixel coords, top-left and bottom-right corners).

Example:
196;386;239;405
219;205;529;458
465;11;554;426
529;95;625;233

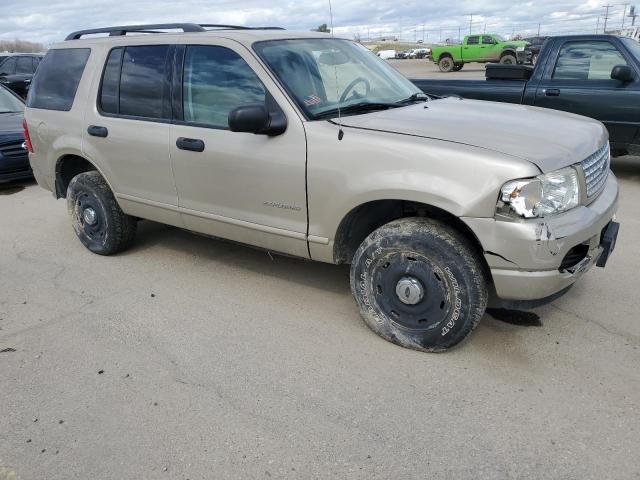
75;192;107;241
370;251;453;331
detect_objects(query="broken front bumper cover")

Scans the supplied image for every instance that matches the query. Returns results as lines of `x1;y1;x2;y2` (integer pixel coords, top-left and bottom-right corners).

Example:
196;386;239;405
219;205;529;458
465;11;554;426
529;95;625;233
463;173;619;301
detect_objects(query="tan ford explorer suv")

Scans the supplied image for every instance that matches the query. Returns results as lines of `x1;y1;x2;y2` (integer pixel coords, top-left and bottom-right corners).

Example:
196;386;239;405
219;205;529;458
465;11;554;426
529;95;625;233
24;23;620;352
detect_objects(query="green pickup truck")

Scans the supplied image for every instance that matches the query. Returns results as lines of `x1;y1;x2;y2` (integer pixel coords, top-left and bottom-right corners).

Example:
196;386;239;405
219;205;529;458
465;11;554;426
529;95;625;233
431;34;529;72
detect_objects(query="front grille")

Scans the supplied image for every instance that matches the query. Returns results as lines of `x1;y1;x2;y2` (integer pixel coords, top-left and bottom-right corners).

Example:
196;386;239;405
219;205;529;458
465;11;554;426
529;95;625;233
580;143;610;199
0;140;27;158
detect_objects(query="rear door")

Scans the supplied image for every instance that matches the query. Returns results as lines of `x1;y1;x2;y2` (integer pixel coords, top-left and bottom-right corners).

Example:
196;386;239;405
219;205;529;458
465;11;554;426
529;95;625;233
83;44;179;224
462;36;482;62
533;39;640;148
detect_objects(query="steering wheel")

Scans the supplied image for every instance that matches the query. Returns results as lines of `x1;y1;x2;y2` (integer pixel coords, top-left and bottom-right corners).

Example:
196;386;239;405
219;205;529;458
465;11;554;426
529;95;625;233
339;77;371;103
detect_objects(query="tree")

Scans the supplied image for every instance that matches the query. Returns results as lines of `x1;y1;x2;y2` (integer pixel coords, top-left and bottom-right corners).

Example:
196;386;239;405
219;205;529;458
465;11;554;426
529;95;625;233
0;39;45;53
312;24;331;33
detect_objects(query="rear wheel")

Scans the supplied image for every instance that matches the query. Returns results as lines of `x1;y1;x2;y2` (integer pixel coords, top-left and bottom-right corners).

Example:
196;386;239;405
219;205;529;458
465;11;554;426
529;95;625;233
438;56;454;72
500;54;517;65
67;171;137;255
350;218;488;352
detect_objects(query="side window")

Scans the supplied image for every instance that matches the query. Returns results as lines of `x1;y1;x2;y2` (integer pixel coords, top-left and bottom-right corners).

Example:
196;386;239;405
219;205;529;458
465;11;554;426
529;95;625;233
118;45;170;119
0;58;16;75
481;36;495;45
553;41;628;80
99;48;123;114
27;48;91;111
182;45;266;128
467;36;480;45
16;57;33;74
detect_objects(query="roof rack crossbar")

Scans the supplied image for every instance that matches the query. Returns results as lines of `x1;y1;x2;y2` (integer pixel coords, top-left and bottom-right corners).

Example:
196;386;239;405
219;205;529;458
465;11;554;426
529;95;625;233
65;23;206;40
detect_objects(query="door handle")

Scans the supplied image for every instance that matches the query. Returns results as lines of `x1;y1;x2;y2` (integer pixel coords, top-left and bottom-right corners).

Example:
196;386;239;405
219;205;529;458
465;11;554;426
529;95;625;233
176;137;205;152
87;125;108;138
544;88;560;97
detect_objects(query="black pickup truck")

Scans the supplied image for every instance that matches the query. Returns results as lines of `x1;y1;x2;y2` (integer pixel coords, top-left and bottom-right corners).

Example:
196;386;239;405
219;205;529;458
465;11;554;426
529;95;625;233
413;35;640;156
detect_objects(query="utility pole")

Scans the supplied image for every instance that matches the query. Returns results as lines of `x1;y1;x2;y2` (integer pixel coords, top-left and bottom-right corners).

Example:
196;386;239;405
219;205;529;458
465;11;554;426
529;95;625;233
537;23;541;36
596;15;601;33
484;23;487;33
603;4;613;33
421;24;425;42
469;14;473;35
622;2;629;28
458;26;461;41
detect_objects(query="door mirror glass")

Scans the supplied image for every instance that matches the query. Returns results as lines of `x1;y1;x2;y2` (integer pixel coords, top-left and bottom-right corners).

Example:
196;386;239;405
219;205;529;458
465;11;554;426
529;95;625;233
611;64;634;82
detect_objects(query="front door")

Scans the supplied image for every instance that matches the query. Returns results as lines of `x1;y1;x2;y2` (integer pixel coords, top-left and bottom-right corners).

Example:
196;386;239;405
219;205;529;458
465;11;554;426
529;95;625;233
533;39;640;149
169;43;308;257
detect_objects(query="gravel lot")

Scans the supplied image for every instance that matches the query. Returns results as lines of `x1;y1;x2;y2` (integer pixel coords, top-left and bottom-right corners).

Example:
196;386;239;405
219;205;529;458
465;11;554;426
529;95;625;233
1;60;639;479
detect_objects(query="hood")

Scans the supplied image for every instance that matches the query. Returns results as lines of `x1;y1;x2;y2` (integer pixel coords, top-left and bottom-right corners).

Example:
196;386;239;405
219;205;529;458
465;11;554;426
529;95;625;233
337;98;607;173
0;112;24;143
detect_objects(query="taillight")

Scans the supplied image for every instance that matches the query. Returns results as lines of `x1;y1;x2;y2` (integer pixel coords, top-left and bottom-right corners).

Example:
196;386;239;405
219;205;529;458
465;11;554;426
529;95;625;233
22;118;33;153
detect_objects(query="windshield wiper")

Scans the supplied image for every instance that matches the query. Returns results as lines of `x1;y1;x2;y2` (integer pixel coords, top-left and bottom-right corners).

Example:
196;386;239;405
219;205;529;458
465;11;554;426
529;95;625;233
395;92;429;104
314;102;400;119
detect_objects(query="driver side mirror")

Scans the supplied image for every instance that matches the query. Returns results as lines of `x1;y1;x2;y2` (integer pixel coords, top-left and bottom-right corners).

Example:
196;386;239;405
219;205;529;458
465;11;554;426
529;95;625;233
228;104;287;136
611;64;634;82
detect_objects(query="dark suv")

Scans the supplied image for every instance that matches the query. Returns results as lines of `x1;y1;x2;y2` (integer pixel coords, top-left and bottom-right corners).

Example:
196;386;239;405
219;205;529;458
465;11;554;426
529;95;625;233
523;36;549;65
0;53;44;98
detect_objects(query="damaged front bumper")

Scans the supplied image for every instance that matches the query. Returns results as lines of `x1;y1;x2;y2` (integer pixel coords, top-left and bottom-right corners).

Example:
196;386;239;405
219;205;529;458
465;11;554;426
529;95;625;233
463;173;619;301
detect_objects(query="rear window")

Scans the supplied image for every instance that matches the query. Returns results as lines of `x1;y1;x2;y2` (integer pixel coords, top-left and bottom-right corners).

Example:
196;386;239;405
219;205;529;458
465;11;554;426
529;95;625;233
27;48;90;111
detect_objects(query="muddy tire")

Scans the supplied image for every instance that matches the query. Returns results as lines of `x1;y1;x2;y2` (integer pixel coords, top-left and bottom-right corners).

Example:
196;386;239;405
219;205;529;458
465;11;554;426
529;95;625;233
67;171;137;255
350;218;488;352
438;56;454;72
500;54;517;65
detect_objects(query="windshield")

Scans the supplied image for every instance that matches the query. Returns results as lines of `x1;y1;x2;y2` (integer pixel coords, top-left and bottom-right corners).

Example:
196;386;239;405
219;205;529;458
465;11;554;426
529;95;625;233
0;86;24;113
254;39;422;119
494;35;506;42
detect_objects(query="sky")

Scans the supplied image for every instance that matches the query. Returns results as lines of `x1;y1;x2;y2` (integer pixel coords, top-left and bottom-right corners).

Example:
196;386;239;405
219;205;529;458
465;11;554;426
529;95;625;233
0;0;635;47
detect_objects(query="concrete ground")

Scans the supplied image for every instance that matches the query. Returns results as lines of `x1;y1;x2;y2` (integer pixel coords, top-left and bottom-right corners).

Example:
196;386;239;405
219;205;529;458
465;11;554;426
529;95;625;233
1;61;639;479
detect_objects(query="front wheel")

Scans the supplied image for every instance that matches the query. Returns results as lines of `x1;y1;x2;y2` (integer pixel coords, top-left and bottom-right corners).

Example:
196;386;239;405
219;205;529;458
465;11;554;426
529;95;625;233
67;171;137;255
531;53;538;66
438;56;454;72
350;218;488;352
500;54;517;65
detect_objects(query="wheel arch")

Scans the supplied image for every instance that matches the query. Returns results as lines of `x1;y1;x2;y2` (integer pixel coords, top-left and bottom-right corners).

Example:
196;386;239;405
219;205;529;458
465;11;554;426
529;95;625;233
500;49;517;58
332;199;489;273
54;154;111;199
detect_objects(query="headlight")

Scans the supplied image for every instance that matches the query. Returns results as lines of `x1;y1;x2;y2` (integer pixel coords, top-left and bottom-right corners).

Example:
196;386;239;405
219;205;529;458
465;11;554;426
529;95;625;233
497;167;581;218
516;46;525;52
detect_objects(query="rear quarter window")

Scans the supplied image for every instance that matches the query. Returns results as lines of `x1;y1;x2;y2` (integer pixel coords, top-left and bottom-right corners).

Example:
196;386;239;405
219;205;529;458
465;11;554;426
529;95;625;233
27;48;90;111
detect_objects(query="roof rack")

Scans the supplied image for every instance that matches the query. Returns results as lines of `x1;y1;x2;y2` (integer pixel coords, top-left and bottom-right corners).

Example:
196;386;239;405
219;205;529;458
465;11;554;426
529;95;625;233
65;23;284;40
